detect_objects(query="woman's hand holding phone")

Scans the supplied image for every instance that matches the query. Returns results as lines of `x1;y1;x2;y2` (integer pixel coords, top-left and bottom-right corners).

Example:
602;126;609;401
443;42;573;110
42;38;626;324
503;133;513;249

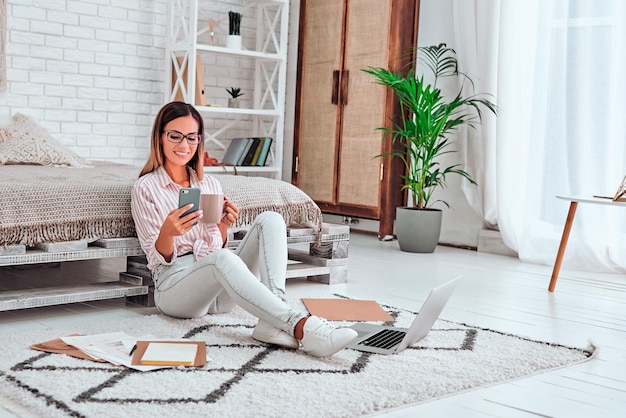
158;188;203;238
178;203;203;228
155;202;202;263
161;204;202;237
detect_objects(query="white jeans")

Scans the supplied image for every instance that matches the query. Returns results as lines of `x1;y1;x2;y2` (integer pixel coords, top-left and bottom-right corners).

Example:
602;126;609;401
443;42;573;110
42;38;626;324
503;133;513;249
152;211;307;336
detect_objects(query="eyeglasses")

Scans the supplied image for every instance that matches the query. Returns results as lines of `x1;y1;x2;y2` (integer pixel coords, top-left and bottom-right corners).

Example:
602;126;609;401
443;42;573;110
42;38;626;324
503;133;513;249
163;130;202;145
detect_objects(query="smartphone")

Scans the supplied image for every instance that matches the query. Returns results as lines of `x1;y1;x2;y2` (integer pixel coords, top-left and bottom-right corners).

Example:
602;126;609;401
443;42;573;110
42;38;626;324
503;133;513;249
178;188;201;223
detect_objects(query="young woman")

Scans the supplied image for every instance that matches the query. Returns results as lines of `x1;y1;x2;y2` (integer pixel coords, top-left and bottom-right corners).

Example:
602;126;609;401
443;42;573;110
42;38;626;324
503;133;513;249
130;101;357;357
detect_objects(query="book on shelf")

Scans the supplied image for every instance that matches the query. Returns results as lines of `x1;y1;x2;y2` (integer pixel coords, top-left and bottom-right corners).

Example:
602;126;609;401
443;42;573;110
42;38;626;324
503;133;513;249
221;137;249;165
236;139;255;166
255;137;273;166
220;137;274;167
241;138;261;166
250;138;265;165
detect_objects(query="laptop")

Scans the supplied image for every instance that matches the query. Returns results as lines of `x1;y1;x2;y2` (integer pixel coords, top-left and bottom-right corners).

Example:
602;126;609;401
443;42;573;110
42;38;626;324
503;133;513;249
347;276;461;355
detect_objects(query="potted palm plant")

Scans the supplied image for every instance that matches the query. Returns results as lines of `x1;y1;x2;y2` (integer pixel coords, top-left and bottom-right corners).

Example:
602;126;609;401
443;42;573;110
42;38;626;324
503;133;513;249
363;43;497;253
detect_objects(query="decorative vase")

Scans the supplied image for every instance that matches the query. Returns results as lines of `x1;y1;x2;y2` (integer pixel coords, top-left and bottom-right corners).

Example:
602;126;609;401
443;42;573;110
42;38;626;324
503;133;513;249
228;97;240;108
395;207;442;253
226;35;242;50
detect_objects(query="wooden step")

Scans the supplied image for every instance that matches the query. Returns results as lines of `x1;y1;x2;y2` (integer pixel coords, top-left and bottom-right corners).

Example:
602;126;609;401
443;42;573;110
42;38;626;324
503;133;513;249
227;223;350;249
0;245;145;267
286;262;334;279
288;248;348;267
285;261;347;284
0;282;148;311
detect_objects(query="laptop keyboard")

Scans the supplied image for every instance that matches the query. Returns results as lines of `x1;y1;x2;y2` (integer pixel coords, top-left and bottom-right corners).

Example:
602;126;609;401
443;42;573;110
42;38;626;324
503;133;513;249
358;328;405;350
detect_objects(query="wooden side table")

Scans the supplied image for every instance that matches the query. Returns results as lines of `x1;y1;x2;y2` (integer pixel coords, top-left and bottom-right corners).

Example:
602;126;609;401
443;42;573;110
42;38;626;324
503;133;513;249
549;195;626;292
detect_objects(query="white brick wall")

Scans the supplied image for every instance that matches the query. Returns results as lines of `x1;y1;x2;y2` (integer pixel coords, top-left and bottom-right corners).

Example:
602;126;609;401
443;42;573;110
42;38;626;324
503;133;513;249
0;0;168;166
0;0;292;169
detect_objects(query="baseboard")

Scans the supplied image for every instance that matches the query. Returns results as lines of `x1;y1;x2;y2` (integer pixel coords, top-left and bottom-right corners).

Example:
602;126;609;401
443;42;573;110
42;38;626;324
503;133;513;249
477;229;518;257
321;214;380;235
321;214;518;258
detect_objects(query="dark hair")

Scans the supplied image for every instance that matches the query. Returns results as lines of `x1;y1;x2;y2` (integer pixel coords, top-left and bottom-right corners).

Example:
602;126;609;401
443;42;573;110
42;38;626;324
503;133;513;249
139;102;205;179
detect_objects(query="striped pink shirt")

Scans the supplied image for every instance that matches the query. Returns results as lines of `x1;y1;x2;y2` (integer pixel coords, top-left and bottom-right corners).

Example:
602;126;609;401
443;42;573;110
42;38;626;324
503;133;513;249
131;166;224;270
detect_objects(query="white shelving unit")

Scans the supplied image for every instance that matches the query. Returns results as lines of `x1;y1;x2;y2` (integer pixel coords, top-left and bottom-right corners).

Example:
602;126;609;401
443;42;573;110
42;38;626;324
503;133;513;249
165;0;289;179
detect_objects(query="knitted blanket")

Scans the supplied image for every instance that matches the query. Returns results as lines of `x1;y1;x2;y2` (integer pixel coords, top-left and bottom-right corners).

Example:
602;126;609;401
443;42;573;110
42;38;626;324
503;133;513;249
215;174;323;233
0;162;139;247
0;163;322;247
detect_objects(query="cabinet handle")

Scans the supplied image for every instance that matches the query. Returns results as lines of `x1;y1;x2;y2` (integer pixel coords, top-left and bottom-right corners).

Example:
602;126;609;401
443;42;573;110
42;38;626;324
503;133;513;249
341;70;349;105
331;70;340;104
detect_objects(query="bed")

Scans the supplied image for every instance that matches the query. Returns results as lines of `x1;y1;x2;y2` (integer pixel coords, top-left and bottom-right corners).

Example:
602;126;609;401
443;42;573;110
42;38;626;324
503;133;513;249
0;161;325;248
0;114;349;312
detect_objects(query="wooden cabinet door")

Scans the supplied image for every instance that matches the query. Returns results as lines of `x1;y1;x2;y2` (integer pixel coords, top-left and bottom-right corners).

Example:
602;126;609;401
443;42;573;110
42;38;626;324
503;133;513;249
295;0;344;205
294;0;418;237
337;0;389;213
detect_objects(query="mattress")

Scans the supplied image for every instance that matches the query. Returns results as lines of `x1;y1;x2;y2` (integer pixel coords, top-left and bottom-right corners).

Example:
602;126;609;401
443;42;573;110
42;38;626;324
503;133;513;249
0;162;322;247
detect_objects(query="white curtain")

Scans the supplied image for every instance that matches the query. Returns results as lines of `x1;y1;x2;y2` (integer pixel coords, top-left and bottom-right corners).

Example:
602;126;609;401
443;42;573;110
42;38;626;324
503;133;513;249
497;0;626;272
451;0;500;230
418;0;501;247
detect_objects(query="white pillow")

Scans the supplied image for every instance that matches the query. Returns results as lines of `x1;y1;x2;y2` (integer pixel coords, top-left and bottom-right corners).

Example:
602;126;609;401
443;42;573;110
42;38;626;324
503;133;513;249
0;113;90;167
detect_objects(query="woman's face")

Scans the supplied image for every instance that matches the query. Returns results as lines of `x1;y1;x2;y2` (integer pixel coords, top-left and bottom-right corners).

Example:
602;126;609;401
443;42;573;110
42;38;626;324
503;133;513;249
161;115;200;169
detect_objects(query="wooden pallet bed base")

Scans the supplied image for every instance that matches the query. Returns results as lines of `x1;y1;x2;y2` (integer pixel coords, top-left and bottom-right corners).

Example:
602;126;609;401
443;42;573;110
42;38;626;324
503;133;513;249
0;223;349;312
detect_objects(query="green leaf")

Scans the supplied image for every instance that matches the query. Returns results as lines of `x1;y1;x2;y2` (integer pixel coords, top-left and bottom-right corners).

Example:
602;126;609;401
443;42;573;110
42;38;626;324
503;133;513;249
362;43;497;209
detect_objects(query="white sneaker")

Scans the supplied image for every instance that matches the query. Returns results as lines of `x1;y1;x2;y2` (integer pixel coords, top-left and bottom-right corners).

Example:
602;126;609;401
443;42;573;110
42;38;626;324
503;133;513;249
252;320;299;349
300;316;358;357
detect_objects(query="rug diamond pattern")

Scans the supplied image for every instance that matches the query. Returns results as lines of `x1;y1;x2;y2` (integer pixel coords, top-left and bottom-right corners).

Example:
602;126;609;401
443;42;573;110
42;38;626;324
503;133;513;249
1;302;593;417
9;314;477;405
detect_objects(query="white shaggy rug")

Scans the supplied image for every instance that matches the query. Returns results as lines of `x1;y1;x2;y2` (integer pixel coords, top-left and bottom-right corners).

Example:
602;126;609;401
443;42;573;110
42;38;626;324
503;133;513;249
0;301;594;418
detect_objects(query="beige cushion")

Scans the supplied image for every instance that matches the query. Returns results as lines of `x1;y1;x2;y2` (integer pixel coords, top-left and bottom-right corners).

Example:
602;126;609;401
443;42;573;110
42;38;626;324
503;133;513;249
0;113;90;167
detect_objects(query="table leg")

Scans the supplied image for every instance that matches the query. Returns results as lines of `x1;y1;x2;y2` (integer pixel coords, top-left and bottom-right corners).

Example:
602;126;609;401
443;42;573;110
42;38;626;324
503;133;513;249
548;201;578;292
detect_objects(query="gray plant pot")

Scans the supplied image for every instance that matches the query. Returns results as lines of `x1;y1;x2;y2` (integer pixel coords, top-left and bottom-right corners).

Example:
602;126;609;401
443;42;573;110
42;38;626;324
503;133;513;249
395;206;442;253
